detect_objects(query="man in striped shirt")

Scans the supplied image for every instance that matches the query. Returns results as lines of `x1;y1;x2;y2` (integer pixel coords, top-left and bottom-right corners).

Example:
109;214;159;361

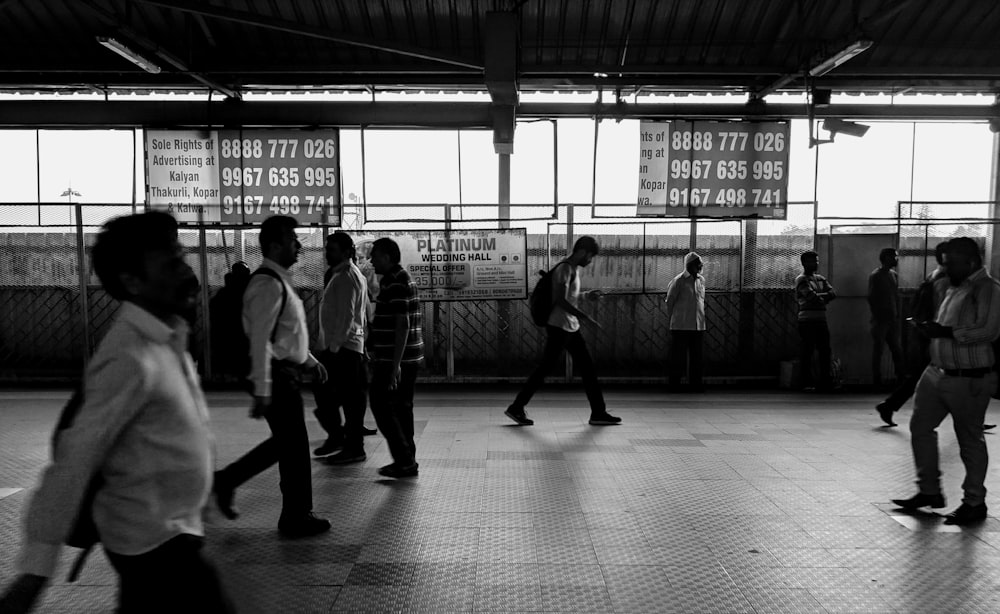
892;237;1000;525
368;238;424;478
795;251;837;391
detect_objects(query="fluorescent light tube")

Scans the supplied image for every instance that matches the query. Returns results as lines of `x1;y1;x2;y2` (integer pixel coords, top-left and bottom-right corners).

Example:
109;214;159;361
97;36;162;74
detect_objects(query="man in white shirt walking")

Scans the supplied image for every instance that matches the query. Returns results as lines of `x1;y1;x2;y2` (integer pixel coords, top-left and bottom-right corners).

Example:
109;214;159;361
213;216;331;538
665;251;706;392
0;212;234;614
892;238;1000;526
313;231;370;464
505;236;621;426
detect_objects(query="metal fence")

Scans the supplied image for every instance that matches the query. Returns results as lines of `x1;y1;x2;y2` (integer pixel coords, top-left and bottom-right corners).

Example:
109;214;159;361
1;202;993;383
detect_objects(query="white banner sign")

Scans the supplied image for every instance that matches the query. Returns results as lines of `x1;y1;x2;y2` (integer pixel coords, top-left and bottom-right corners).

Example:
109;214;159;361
354;228;528;301
145;130;221;223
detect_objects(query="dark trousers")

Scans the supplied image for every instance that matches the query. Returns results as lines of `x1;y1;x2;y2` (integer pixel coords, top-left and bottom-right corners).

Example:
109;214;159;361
313;348;369;453
107;534;235;614
369;362;418;467
798;320;831;388
882;336;930;411
871;318;904;385
669;330;704;388
217;361;312;517
512;326;606;413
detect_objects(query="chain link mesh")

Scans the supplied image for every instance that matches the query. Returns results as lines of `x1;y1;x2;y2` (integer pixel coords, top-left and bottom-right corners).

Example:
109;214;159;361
0;201;993;382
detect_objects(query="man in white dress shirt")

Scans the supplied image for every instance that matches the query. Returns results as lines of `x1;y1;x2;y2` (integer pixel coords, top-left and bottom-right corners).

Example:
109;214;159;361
0;212;234;614
213;215;331;538
665;251;707;392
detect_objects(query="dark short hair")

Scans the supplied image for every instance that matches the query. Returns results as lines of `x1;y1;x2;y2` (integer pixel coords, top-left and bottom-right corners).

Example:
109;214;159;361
946;237;982;266
91;211;179;300
800;251;818;265
371;237;401;264
259;215;298;249
933;241;950;265
879;247;897;262
327;231;355;255
573;236;600;255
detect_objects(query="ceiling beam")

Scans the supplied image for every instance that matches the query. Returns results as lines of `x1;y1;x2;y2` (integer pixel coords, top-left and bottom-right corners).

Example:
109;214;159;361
1;100;997;129
135;0;484;71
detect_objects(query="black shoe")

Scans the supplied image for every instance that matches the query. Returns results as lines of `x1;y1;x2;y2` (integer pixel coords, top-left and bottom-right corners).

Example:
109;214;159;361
278;512;331;538
589;412;622;426
876;402;898;427
362;427;378;436
984;424;996;431
213;475;239;520
326;450;366;464
313;438;343;457
891;492;946;510
378;462;419;478
943;503;988;526
505;405;533;426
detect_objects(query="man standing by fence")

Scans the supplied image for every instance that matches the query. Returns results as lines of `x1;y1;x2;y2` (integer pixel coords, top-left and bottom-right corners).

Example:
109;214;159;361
796;251;837;391
505;236;621;426
368;238;424;478
665;251;707;392
868;247;904;388
313;231;370;464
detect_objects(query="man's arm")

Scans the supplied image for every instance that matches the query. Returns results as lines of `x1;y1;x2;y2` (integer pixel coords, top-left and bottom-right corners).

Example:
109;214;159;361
552;265;594;324
664;277;680;318
244;276;282;399
18;352;147;578
952;280;1000;344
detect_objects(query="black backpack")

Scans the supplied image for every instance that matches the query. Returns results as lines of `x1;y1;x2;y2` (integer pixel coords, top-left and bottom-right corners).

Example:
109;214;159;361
528;261;571;326
51;387;101;582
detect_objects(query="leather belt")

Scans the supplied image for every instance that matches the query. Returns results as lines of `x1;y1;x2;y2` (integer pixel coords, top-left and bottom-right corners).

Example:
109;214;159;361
933;365;993;378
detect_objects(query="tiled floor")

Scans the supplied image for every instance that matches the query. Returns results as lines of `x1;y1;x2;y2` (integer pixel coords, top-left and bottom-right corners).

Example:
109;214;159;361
2;387;1000;613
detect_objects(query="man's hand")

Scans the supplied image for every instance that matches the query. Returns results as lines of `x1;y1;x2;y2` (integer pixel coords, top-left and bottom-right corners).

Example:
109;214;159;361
314;362;328;384
250;395;272;419
584;289;603;301
918;321;953;338
389;364;401;391
0;574;48;613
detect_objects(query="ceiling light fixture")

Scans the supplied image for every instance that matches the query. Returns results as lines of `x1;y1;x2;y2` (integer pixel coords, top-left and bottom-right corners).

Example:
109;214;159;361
808;40;873;77
97;36;162;74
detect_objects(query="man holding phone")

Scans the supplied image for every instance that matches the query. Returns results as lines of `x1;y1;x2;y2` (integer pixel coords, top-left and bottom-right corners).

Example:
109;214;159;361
891;238;1000;526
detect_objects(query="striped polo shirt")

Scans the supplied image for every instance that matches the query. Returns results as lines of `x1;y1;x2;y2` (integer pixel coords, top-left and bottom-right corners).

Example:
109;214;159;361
930;267;1000;370
371;264;424;364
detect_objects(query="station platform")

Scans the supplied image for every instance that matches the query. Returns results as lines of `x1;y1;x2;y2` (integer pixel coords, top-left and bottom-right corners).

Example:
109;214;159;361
2;387;999;613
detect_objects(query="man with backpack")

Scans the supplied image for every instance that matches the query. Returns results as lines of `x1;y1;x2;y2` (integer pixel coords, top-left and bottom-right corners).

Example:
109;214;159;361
213;215;331;538
0;212;234;613
506;236;621;426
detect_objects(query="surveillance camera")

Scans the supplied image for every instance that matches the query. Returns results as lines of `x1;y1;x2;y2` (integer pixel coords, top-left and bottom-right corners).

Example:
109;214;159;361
821;118;870;138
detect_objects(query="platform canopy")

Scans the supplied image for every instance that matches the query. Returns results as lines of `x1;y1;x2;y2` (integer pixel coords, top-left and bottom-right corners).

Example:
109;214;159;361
1;0;999;98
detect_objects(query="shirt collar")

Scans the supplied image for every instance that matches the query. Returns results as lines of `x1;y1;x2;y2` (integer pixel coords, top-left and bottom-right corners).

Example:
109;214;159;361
681;270;703;280
119;302;189;353
331;259;351;274
261;258;294;282
964;267;987;285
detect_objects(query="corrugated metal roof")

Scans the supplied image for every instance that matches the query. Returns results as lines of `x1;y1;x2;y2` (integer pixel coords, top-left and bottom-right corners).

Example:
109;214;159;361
0;0;998;95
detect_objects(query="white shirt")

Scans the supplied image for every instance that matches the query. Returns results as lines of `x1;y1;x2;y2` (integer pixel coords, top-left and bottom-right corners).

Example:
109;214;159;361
547;262;580;332
244;258;318;397
665;271;706;330
18;302;214;577
319;259;367;354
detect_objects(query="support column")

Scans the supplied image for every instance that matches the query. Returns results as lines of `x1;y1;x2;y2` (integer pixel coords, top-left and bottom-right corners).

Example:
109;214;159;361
989;131;1000;278
75;202;91;366
498;153;512;376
